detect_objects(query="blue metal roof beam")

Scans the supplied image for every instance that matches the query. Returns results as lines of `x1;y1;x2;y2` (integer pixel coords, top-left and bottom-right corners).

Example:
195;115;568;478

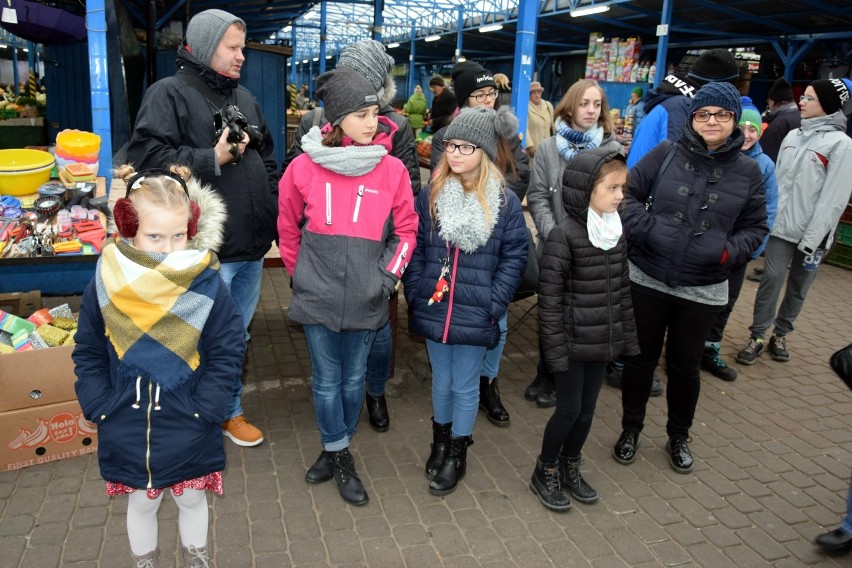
680;0;798;34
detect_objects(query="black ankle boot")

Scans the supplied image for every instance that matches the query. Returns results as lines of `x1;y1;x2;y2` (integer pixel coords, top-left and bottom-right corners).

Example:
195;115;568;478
305;450;334;484
365;393;389;432
429;436;470;496
559;455;598;504
529;457;571;512
332;448;369;506
536;374;556;408
524;374;548;401
479;376;510;426
425;418;452;479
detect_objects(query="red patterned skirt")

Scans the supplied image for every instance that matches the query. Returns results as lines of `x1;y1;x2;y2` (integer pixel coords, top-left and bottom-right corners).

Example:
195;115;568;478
106;472;223;499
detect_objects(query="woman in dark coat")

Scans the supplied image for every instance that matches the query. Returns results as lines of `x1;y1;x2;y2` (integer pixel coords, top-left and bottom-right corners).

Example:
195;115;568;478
612;82;767;474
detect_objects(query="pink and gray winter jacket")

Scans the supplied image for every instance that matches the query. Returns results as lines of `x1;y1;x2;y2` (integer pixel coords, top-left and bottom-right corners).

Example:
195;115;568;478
278;117;418;332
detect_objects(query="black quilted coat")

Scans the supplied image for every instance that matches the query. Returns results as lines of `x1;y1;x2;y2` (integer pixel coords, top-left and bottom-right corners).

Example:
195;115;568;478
538;148;639;374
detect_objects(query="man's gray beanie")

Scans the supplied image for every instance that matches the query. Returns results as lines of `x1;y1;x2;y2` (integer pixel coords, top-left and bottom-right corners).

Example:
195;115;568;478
185;9;245;67
338;40;394;94
316;67;380;126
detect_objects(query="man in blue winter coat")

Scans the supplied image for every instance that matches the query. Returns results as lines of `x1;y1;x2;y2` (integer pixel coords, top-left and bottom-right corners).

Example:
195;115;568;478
626;48;741;168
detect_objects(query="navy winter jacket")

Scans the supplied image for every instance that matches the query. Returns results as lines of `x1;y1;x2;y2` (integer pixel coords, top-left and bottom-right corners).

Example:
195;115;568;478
403;186;528;348
73;279;245;489
624;125;768;287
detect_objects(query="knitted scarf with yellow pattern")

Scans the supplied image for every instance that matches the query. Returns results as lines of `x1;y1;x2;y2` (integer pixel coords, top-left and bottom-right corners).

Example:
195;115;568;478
95;239;220;389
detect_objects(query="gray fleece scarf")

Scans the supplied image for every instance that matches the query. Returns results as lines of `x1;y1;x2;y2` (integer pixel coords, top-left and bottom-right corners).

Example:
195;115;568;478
435;175;502;253
300;126;387;176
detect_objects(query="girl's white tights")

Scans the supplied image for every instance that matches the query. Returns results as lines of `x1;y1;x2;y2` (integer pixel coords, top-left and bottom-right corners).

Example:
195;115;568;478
127;489;209;555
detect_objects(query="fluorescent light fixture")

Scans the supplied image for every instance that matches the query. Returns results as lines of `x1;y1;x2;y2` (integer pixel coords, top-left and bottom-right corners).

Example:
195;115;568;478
479;23;503;33
424;34;441;42
0;44;7;49
325;55;332;59
571;4;610;17
387;42;400;49
304;10;317;19
312;57;319;61
302;59;309;63
269;33;276;39
287;62;292;66
457;55;467;62
22;48;28;52
283;25;292;33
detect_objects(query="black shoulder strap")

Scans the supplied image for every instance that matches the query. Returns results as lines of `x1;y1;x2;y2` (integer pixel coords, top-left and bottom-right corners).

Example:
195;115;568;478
645;142;678;213
176;71;228;110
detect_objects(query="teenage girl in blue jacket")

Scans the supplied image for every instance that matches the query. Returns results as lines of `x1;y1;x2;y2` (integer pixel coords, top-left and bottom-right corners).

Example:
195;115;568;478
404;106;528;496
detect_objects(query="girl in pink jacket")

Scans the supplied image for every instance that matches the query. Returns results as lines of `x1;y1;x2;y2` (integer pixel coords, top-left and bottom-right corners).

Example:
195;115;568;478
278;67;417;507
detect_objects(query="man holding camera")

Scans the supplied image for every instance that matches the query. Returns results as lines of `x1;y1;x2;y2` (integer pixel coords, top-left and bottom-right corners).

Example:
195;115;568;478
127;9;278;448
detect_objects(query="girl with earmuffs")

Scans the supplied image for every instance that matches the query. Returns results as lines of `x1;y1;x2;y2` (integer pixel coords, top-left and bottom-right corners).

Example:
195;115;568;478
73;165;245;567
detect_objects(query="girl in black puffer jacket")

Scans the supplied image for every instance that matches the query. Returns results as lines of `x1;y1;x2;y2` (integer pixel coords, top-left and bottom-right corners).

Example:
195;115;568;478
531;148;638;512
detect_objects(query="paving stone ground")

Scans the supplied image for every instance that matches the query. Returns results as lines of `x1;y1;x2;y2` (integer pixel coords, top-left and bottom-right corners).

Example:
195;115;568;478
1;259;852;567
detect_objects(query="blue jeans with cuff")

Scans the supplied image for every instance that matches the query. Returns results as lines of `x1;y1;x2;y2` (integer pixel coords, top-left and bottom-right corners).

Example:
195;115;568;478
426;340;487;437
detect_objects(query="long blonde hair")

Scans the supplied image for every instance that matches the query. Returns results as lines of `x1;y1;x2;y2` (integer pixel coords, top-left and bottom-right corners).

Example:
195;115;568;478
429;150;504;231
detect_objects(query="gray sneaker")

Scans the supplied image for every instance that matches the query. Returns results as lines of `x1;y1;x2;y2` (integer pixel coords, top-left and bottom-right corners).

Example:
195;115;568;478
736;337;764;365
768;335;790;362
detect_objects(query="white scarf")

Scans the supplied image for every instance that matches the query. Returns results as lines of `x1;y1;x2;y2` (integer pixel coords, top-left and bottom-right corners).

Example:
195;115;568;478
587;209;623;251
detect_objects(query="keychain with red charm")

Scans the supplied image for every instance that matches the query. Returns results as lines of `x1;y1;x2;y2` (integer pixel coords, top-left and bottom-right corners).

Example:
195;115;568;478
428;252;452;306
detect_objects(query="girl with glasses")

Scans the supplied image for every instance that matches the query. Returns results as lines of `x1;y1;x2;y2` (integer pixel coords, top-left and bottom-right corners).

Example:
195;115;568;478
404;106;528;496
612;82;768;475
428;60;531;429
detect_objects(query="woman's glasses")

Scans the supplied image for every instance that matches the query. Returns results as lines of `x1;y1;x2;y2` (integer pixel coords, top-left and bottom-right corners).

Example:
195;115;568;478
692;110;734;123
442;141;479;155
469;90;499;103
799;94;818;103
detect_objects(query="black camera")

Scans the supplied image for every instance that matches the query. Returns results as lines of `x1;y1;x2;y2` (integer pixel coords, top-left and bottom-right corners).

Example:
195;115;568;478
214;104;263;149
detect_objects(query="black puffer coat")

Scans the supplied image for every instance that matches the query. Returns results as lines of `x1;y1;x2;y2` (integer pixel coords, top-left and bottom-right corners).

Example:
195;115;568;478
538;148;639;373
623;125;767;288
126;47;279;263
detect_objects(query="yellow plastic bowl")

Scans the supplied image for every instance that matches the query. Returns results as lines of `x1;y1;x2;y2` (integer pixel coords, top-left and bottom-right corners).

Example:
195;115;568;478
56;129;101;156
0;149;55;196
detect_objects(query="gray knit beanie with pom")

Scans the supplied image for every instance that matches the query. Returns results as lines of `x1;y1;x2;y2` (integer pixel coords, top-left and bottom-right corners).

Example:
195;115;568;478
445;106;519;161
338;40;396;106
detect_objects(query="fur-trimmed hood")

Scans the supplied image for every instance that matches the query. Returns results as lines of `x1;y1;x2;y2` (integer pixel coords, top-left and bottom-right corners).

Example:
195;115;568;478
108;175;228;252
379;73;397;109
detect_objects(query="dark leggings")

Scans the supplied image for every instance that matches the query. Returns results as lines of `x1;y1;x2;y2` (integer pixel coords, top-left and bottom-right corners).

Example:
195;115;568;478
540;360;607;463
621;284;723;439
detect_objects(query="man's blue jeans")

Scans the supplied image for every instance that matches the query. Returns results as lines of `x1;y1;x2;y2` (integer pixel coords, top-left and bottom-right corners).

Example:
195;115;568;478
365;321;392;397
426;340;487;437
480;311;508;379
304;325;376;451
219;259;264;420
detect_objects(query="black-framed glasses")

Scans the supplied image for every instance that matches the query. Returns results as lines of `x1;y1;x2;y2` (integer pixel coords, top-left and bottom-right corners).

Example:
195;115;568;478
442;141;479;155
469;90;499;103
693;110;734;123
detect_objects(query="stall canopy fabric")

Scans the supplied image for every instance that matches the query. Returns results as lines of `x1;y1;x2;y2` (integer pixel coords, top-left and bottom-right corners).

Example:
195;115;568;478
0;0;86;45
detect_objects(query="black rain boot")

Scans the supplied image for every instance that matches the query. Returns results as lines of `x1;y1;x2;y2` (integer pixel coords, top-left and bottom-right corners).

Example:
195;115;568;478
425;418;452;479
536;373;556;408
331;448;369;506
429;435;470;496
529;457;571;512
479;376;510;427
559;455;598;504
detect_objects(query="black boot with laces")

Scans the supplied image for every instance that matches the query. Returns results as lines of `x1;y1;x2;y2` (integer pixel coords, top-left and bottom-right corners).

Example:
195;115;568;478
559;455;598;504
332;448;369;505
530;457;571;512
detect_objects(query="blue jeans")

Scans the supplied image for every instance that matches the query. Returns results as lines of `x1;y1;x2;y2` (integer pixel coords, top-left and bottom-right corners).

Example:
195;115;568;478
842;474;852;535
304;325;376;451
426;340;487;437
219;259;264;420
480;311;508;380
365;321;392;397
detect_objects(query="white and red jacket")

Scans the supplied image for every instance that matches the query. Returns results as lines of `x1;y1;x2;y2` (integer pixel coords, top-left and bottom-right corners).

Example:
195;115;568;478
278;117;418;332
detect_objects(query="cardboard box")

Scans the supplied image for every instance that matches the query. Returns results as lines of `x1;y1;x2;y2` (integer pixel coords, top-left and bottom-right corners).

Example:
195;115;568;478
0;345;78;412
0;399;97;471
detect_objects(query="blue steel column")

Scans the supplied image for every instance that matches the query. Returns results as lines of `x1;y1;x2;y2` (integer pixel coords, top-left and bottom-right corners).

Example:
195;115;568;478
87;0;113;183
11;36;18;94
512;0;537;146
407;22;416;98
654;0;673;88
290;27;298;87
455;7;463;62
319;1;327;75
373;0;384;41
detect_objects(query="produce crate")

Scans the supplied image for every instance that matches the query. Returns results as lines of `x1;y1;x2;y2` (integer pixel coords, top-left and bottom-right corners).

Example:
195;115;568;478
2;109;18;119
836;222;852;246
826;242;852;270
